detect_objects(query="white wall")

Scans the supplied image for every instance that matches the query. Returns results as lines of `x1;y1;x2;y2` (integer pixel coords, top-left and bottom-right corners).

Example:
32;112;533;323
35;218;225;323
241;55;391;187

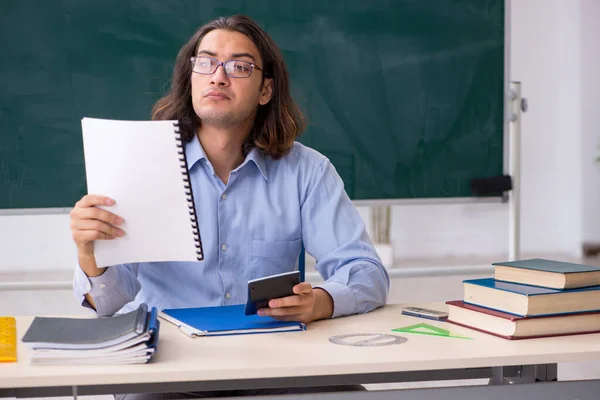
581;0;600;243
1;0;599;273
0;214;77;271
509;0;583;257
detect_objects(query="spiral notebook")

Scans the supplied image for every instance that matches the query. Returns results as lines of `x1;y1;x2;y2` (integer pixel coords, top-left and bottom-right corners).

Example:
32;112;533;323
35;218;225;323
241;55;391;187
81;117;203;267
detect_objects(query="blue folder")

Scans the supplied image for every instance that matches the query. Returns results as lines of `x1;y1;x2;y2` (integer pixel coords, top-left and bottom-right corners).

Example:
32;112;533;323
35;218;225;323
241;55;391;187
159;304;306;337
145;306;160;356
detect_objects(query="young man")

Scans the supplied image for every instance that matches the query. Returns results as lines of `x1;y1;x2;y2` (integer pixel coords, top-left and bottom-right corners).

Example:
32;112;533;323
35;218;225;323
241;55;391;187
71;15;388;327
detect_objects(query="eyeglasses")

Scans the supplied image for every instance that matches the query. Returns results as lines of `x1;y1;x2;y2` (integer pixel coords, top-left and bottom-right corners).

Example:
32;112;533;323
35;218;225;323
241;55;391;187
190;56;265;78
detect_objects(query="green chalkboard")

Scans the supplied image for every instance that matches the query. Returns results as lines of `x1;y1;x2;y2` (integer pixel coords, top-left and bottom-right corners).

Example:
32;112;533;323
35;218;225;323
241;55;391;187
0;0;505;209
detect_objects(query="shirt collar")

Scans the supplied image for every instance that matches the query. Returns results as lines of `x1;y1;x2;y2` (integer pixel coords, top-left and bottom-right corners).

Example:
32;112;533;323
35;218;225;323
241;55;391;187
185;134;268;180
184;133;205;171
242;146;268;180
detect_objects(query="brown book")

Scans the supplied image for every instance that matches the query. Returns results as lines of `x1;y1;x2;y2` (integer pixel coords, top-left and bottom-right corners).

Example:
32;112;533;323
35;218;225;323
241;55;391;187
493;258;600;290
446;300;600;340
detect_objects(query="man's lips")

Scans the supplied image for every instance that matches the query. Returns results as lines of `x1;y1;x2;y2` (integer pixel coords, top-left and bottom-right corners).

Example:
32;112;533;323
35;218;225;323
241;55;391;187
203;91;230;100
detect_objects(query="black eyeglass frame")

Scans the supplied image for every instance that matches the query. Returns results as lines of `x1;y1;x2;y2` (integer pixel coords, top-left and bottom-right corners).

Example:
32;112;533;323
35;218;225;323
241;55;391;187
190;56;267;78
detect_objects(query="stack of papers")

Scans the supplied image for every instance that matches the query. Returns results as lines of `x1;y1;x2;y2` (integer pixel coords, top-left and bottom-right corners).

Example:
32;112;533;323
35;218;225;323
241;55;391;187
21;304;160;365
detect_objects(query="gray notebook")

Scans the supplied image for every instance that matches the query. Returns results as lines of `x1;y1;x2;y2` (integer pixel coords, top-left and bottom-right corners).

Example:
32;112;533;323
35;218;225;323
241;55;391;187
22;304;148;350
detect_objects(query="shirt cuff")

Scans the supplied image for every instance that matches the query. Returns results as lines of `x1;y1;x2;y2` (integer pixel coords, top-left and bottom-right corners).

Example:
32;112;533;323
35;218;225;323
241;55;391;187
314;280;357;318
73;263;120;311
87;266;121;297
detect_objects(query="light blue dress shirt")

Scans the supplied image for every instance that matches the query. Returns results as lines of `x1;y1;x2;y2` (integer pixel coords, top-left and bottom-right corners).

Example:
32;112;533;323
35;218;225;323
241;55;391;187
73;134;389;318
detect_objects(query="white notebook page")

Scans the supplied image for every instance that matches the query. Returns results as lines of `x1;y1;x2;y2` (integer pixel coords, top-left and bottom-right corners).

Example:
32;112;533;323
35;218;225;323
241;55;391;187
81;117;202;267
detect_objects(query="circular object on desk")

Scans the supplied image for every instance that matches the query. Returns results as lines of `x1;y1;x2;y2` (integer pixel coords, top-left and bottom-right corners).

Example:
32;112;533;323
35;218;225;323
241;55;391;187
328;333;407;347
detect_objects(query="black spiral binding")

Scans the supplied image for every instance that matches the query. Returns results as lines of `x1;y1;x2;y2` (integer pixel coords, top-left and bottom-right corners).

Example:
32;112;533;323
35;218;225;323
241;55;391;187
173;121;204;261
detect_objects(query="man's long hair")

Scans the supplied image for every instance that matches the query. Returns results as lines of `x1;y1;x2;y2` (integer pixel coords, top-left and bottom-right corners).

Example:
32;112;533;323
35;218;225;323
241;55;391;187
151;15;305;159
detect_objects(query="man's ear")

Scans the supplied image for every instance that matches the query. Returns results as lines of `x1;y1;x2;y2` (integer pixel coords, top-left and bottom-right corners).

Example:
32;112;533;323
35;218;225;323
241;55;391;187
259;78;273;105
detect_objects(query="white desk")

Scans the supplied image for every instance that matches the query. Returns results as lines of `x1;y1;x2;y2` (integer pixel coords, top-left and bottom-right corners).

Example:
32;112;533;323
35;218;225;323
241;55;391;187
1;303;600;399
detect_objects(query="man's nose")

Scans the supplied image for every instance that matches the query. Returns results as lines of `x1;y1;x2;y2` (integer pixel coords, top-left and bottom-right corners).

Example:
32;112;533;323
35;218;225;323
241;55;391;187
210;65;230;86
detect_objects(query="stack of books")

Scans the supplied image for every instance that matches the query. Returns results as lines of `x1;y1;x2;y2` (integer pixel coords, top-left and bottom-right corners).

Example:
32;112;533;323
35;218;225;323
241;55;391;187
21;303;160;365
446;258;600;340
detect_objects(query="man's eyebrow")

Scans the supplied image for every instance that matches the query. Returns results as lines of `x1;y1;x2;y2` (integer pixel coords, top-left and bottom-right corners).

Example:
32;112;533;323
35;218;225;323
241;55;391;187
196;50;257;62
196;50;217;57
230;52;256;62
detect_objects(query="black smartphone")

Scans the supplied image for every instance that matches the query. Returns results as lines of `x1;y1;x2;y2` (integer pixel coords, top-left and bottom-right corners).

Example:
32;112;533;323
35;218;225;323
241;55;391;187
401;306;449;321
244;270;301;315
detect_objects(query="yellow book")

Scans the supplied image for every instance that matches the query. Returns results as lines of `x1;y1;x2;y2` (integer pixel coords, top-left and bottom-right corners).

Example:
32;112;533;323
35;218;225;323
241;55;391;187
0;317;17;362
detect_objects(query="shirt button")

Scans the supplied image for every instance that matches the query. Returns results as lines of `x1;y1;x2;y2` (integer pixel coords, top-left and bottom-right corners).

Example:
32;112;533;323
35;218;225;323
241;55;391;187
225;293;232;299
221;244;228;251
221;193;227;200
99;284;106;289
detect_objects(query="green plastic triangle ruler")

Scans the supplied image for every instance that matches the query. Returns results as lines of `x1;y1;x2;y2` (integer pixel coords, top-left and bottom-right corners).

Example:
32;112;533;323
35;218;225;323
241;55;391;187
392;323;471;340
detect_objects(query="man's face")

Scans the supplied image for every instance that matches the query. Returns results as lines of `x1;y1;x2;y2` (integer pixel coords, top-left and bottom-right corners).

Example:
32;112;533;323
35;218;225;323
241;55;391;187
191;29;273;128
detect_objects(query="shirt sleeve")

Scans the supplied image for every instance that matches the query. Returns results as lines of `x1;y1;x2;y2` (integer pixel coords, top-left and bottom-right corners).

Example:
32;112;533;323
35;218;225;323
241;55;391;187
72;262;141;317
301;159;390;318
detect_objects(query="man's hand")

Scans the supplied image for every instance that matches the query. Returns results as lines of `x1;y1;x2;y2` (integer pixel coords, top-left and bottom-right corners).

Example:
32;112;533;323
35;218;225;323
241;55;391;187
257;282;334;325
70;194;125;279
70;195;125;257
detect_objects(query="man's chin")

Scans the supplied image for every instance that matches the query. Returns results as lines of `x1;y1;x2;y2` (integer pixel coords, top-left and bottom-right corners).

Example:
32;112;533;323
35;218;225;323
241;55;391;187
198;112;238;126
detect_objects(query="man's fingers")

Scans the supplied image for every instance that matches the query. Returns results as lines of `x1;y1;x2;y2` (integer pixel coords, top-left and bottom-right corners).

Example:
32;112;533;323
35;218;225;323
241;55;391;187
72;219;125;238
75;195;115;208
77;207;124;226
269;293;309;308
293;282;312;295
259;306;303;317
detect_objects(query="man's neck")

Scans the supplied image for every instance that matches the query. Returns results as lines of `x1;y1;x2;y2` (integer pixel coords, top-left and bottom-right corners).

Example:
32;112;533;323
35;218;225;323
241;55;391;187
197;124;248;184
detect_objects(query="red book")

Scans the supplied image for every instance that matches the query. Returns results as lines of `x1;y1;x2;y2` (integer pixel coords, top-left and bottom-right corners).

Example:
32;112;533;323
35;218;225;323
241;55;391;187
446;300;600;340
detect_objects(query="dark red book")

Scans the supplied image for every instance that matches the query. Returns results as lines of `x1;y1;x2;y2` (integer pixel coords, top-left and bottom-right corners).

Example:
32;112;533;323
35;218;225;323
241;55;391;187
446;300;600;340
